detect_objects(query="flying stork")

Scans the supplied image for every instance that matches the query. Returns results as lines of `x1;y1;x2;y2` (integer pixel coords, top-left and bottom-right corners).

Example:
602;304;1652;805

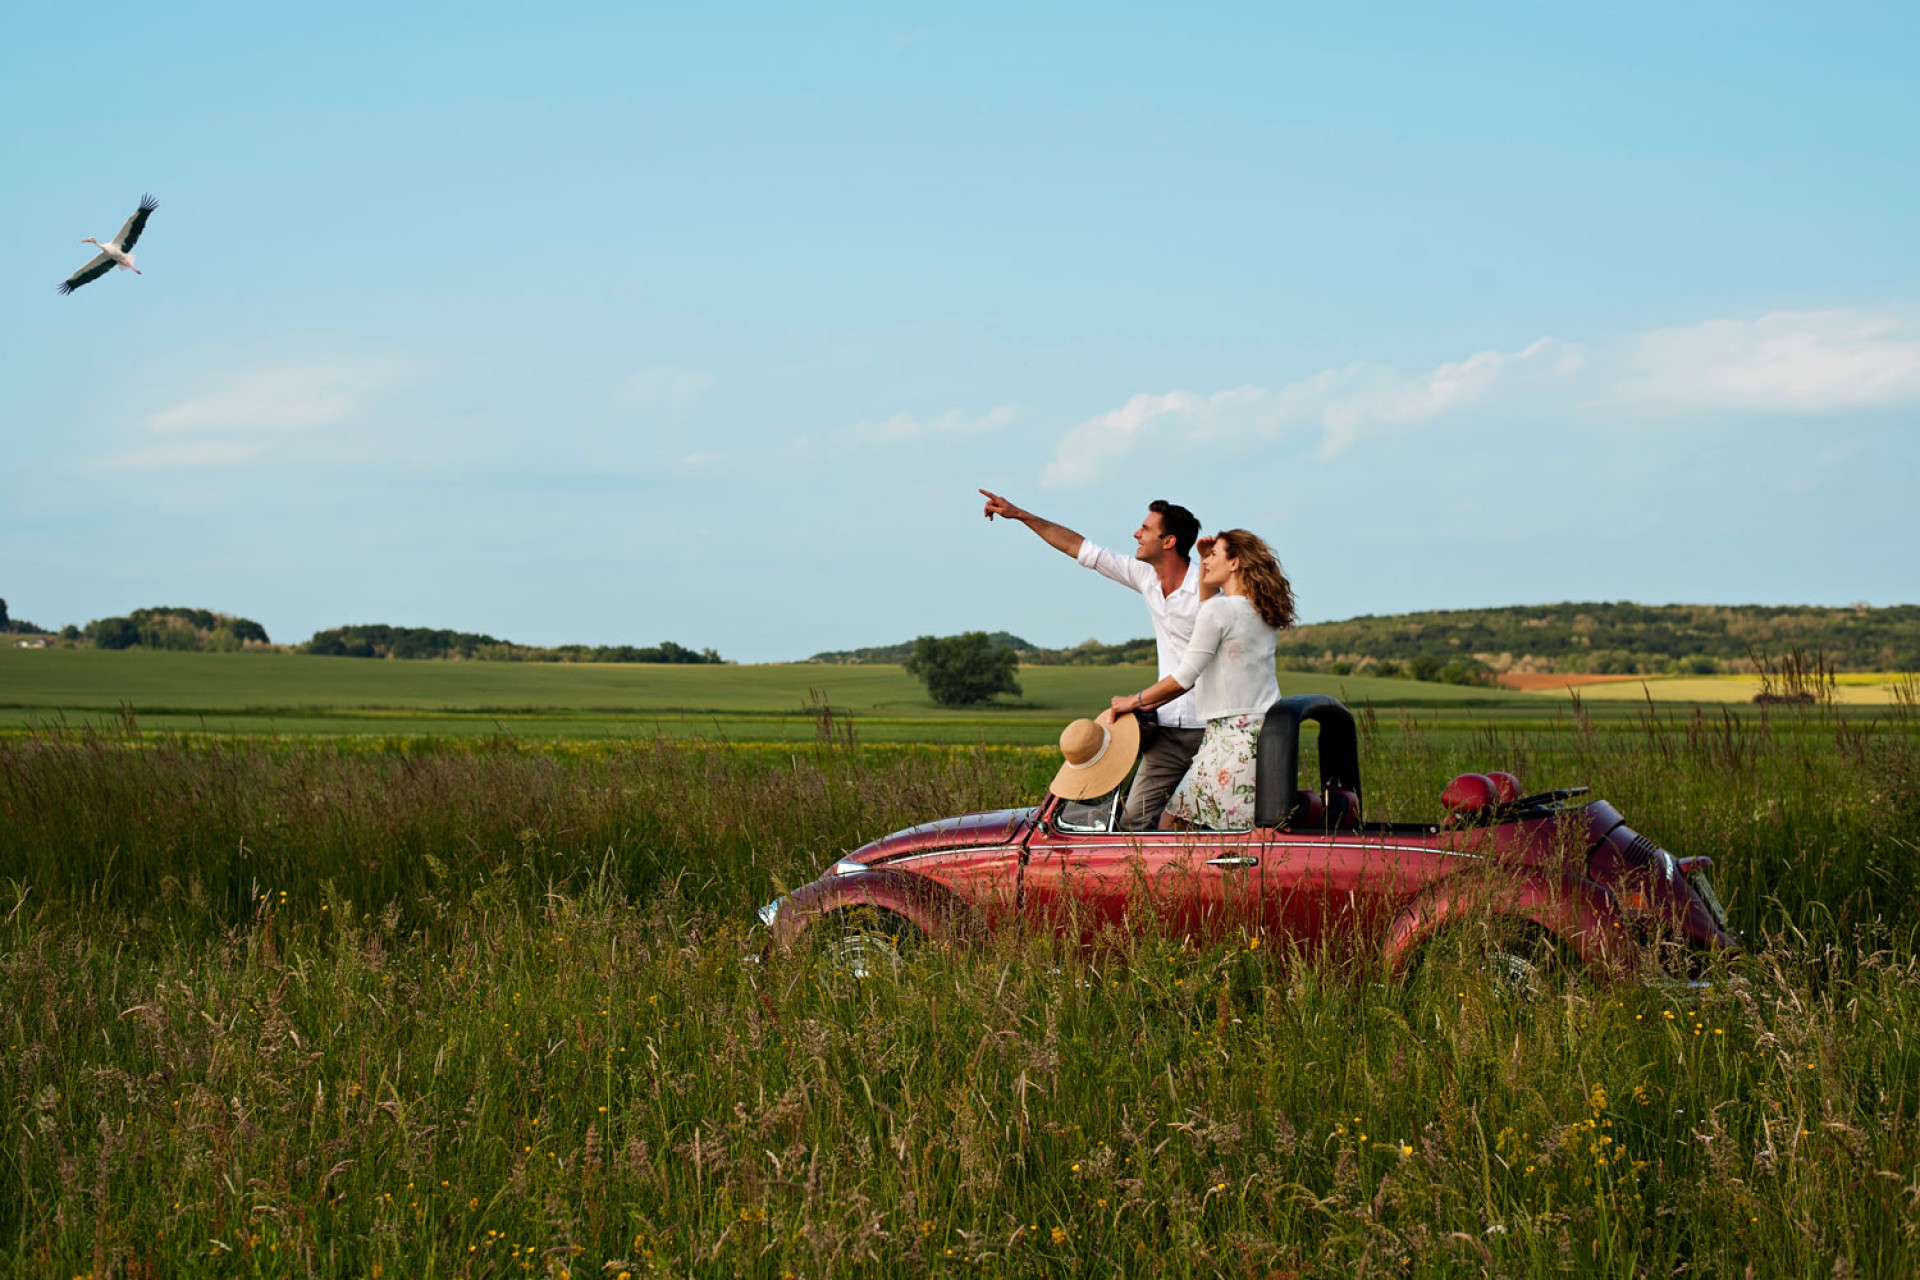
58;194;159;295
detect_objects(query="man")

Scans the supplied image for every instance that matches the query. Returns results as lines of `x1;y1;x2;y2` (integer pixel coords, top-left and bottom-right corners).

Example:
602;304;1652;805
979;489;1205;830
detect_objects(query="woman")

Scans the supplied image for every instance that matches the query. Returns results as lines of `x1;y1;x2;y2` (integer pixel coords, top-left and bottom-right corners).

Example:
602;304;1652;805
1108;530;1296;830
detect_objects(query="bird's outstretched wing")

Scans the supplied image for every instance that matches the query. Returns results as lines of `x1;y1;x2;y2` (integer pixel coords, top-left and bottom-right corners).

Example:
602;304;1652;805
114;194;159;252
58;251;116;295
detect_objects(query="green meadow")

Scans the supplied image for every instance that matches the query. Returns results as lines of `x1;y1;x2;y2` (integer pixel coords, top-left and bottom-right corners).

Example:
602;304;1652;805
4;651;1919;1276
0;647;1550;743
0;647;1788;745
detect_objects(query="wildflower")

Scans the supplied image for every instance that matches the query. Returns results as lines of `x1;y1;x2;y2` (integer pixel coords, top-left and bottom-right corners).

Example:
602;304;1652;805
1051;1227;1068;1244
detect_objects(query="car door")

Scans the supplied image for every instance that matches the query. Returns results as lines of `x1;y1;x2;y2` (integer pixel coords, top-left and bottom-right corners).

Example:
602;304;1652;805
1025;822;1267;943
1260;830;1450;953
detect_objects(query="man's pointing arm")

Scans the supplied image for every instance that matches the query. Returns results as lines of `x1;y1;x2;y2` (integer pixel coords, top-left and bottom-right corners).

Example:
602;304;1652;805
979;489;1085;559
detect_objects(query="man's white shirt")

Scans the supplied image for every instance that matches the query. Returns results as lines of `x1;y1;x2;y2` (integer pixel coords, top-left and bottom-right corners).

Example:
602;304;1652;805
1074;539;1204;730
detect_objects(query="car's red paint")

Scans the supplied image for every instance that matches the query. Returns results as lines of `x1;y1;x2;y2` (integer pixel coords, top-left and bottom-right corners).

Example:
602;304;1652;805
1486;771;1523;804
1441;772;1500;817
761;696;1738;978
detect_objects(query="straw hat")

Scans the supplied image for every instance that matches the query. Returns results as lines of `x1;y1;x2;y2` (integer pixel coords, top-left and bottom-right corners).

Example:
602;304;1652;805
1048;711;1142;800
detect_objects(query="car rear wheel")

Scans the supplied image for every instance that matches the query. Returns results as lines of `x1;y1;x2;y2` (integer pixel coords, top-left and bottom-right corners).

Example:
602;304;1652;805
1479;923;1561;999
1410;919;1566;1002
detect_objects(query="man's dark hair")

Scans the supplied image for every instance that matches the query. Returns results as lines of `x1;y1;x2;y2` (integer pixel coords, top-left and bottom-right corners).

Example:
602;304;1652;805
1148;500;1201;560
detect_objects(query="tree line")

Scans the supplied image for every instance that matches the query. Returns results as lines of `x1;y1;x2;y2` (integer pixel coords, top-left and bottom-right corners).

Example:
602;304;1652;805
305;626;724;664
1272;601;1920;678
2;598;723;663
817;602;1920;689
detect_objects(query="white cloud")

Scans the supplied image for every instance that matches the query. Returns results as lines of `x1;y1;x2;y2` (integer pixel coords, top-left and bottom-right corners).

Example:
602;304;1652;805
112;360;408;470
148;365;385;434
1042;340;1572;485
848;405;1018;444
1042;306;1920;486
1614;308;1920;413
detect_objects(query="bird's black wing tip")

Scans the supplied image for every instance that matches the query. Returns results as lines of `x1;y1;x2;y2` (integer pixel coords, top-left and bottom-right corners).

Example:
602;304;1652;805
57;282;75;295
139;194;158;211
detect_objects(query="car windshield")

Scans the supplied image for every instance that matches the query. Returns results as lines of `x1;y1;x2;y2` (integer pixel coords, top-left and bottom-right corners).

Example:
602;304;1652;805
1054;787;1122;833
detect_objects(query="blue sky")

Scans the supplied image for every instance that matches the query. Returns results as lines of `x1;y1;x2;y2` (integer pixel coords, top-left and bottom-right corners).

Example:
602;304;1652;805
4;2;1916;660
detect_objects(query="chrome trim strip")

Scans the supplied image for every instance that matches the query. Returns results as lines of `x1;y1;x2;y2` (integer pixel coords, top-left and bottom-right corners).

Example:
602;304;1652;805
870;838;1483;868
1031;839;1482;861
873;845;1016;867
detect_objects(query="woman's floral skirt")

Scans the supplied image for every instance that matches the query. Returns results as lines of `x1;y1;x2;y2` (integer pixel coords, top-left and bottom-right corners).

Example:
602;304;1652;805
1164;712;1263;830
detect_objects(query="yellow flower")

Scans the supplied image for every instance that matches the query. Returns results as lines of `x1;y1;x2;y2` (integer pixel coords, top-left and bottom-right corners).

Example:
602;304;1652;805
1051;1226;1068;1245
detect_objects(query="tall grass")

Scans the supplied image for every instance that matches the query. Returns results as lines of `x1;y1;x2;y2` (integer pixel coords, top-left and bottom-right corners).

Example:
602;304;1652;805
2;702;1912;935
2;705;1917;1275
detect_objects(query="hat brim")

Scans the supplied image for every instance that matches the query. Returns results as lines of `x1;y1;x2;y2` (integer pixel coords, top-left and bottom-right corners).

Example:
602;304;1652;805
1049;711;1142;801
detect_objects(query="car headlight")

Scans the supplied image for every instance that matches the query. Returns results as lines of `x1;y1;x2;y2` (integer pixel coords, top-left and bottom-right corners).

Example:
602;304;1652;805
1617;849;1680;914
831;860;866;876
757;897;783;928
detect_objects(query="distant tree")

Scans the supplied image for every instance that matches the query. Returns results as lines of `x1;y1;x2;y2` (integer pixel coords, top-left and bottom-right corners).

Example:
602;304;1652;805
59;625;80;641
0;598;8;629
905;632;1022;707
88;617;140;650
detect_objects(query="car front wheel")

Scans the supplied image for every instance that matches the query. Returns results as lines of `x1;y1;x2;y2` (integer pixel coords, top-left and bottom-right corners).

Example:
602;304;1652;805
821;906;918;983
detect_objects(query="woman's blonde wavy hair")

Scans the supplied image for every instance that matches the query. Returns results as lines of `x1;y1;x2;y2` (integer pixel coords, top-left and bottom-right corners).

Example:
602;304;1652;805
1214;529;1296;630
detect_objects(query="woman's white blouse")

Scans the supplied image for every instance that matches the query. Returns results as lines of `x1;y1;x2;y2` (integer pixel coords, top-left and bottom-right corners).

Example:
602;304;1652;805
1169;594;1281;721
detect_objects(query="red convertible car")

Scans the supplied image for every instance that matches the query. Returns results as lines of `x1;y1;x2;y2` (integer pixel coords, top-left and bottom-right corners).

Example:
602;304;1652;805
758;696;1737;984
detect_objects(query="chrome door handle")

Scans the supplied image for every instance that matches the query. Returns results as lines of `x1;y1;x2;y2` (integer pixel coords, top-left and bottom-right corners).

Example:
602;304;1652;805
1206;855;1259;868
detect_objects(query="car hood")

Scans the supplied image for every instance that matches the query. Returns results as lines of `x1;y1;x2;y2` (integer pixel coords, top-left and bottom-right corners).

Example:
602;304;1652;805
845;806;1034;867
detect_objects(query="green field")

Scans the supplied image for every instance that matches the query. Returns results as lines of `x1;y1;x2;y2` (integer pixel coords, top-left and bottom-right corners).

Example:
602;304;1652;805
2;648;1858;745
0;647;1550;742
